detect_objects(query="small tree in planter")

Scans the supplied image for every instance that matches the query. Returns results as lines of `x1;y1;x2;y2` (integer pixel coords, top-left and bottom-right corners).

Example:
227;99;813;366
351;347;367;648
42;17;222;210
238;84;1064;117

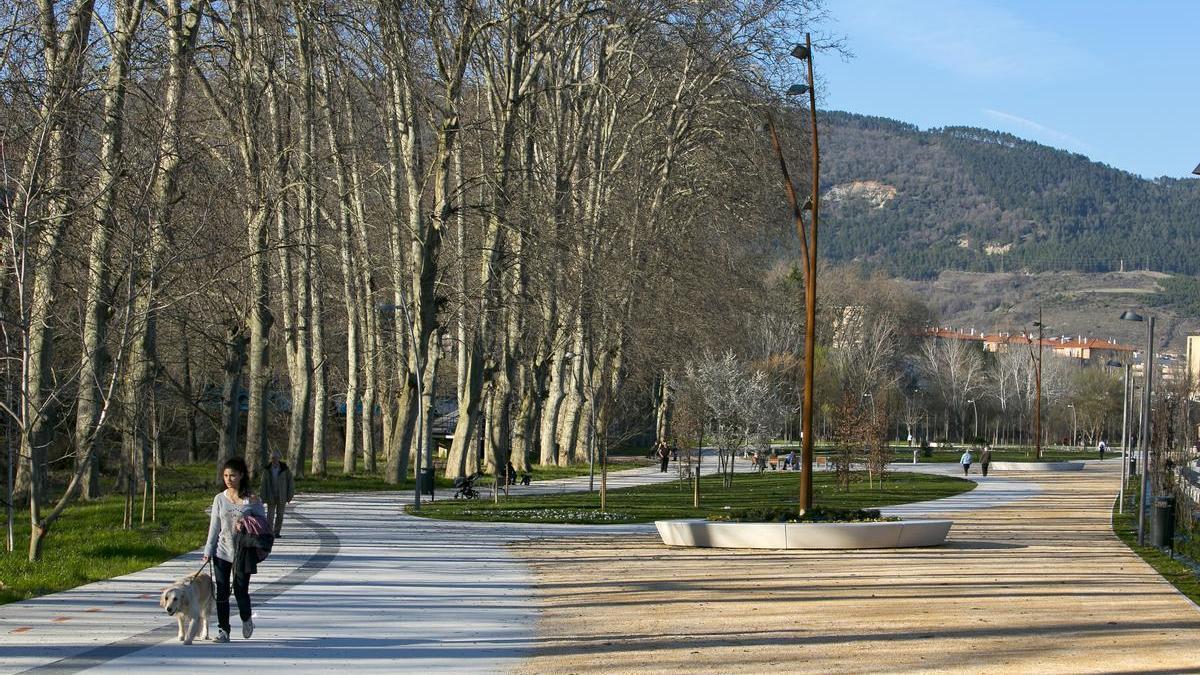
673;381;707;507
864;390;894;489
831;391;867;491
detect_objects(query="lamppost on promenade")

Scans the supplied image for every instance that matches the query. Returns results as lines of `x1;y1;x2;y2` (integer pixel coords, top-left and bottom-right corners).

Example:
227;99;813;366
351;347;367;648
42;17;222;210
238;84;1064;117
863;392;875;419
380;302;426;512
1067;403;1077;447
966;399;978;440
1106;359;1131;513
767;32;820;513
1121;310;1154;545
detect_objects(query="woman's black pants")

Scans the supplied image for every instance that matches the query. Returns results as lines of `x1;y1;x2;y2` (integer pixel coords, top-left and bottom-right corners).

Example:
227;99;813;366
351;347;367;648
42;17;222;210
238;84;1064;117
213;557;251;633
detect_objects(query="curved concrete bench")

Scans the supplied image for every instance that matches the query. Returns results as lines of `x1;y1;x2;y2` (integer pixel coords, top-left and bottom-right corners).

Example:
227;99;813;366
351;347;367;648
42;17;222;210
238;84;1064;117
989;461;1085;471
655;518;952;550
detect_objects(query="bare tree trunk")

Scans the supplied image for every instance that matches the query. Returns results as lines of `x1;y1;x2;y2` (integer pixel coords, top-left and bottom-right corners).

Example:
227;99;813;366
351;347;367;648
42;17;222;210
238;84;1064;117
219;324;248;467
311;260;329;473
539;348;569;466
73;0;146;499
19;0;97;548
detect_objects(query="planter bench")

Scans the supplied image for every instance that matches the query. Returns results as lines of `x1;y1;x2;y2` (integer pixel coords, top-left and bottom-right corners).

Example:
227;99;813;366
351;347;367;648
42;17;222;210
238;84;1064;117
989;461;1084;472
655;518;952;550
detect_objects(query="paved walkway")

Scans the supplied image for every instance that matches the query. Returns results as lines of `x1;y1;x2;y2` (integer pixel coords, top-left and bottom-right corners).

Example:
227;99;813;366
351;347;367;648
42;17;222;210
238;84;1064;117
0;458;1125;674
511;461;1200;673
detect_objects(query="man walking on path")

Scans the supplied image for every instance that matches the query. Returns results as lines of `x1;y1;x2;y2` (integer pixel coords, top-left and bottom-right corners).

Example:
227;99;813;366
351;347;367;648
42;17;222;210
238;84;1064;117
658;442;670;473
1098;439;1107;460
261;450;294;537
959;448;973;476
980;445;992;477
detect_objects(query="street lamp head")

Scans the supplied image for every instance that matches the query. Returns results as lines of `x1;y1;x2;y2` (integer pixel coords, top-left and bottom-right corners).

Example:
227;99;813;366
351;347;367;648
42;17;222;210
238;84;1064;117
786;83;809;97
790;44;811;60
1119;310;1145;322
1067;403;1074;408
563;351;575;360
1193;162;1200;176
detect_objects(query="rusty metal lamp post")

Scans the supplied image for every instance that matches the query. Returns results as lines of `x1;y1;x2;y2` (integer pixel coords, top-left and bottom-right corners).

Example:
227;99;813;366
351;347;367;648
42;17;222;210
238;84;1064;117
1032;311;1045;461
764;33;820;513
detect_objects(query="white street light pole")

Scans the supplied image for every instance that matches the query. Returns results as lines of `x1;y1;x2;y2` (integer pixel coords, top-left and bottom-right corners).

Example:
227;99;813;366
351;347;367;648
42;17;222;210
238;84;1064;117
1121;310;1154;545
1120;362;1130;514
966;399;978;440
1067;404;1077;447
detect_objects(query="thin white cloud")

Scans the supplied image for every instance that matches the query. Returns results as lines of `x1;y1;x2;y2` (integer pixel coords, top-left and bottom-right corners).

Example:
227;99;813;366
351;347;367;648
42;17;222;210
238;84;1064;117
841;0;1089;81
982;109;1096;155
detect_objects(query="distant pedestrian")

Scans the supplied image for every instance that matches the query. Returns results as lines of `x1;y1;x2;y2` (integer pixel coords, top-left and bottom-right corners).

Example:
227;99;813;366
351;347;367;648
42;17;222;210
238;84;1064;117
980;445;992;477
785;449;796;470
658;442;670;473
260;450;293;538
960;448;973;476
1097;439;1108;461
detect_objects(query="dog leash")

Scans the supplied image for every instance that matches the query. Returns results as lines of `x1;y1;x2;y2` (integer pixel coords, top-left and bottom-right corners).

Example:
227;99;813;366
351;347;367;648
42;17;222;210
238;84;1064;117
192;556;214;579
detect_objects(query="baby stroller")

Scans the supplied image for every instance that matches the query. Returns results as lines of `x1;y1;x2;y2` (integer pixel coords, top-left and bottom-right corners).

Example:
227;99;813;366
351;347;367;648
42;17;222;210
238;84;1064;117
453;473;481;500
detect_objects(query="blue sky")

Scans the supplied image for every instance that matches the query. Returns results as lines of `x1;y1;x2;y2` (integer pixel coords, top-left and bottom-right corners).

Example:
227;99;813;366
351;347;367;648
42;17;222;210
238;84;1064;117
816;0;1200;179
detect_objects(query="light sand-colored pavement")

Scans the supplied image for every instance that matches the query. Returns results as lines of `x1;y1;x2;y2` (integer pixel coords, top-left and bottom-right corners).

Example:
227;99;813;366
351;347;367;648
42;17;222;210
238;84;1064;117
511;460;1200;674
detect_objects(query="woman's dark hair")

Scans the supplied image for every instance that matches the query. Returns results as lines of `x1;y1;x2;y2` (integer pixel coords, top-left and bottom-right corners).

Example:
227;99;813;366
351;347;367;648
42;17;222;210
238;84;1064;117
221;457;251;498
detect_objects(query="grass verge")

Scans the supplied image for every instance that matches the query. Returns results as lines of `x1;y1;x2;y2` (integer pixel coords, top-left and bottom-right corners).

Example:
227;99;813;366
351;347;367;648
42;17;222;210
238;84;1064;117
0;459;618;605
412;470;975;524
1111;480;1200;607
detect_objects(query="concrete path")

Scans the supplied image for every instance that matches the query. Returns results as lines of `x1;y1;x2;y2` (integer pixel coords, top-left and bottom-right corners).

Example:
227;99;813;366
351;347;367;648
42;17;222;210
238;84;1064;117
0;459;1042;673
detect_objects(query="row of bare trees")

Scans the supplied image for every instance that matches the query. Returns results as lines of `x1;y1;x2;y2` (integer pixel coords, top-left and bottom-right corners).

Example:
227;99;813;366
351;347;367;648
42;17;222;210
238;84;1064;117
1;0;825;558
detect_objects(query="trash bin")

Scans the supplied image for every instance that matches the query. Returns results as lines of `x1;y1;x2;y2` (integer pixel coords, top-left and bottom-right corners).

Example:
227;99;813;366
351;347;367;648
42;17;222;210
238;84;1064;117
418;467;435;500
1152;496;1175;549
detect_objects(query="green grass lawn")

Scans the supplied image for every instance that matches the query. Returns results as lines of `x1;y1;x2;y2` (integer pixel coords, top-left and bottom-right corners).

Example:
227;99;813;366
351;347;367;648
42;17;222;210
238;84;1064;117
0;457;625;605
1111;480;1200;606
412;470;976;524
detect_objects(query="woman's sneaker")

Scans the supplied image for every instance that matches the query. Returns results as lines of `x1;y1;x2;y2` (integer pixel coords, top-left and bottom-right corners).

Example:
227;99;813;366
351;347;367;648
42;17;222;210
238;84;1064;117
212;629;230;643
242;619;254;639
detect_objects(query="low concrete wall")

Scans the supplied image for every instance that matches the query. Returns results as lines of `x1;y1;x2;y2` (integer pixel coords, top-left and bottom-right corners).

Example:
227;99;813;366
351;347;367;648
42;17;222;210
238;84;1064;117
989;461;1085;471
655;519;952;550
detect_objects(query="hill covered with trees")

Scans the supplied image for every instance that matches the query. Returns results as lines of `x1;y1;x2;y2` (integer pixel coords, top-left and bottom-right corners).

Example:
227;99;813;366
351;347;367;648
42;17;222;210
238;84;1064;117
817;111;1200;279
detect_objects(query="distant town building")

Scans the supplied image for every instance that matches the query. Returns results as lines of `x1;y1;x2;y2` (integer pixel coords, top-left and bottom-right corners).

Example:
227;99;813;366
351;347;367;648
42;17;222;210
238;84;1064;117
923;327;1135;366
832;305;866;350
1185;335;1200;397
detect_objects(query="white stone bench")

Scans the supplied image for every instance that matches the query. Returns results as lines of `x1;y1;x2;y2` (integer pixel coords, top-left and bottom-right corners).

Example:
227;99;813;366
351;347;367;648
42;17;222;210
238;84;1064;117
655;518;952;549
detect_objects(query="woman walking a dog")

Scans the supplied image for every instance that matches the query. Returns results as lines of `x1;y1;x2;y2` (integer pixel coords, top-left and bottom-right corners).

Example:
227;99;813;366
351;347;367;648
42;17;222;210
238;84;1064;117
202;457;266;643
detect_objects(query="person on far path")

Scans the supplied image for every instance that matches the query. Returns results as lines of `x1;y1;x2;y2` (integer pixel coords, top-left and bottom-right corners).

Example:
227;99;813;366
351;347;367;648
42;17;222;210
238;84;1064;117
658;441;670;473
261;450;294;538
1098;439;1108;461
980;445;992;477
960;448;973;476
203;457;266;643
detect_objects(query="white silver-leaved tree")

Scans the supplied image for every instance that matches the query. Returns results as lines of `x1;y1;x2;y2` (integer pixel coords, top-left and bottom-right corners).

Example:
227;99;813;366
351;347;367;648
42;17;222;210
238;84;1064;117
687;350;783;488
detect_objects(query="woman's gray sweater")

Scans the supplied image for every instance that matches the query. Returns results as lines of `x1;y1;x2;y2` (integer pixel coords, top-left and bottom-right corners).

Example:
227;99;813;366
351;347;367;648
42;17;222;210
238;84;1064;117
203;492;267;563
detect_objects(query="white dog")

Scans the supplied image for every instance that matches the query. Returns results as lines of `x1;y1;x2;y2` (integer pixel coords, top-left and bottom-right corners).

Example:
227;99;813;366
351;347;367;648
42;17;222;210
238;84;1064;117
160;572;214;644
